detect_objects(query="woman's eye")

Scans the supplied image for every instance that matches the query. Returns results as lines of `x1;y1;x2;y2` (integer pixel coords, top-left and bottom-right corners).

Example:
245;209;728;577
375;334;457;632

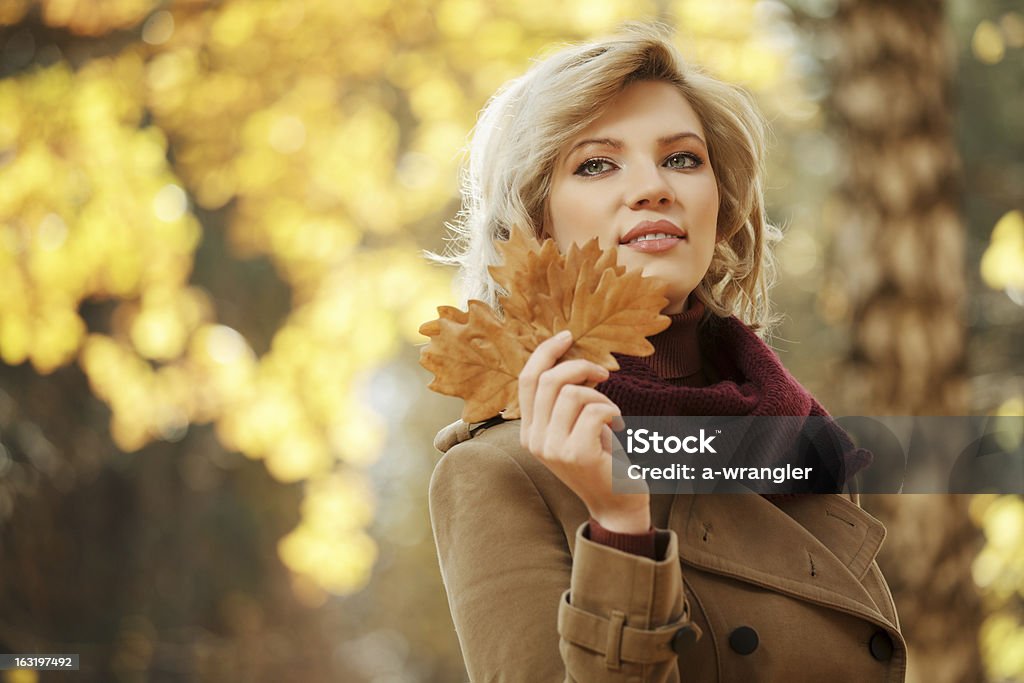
665;152;702;169
575;158;615;176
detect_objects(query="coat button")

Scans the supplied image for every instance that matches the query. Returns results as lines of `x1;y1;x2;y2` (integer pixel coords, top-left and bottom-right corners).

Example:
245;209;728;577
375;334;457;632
670;624;699;654
729;626;759;655
869;630;894;662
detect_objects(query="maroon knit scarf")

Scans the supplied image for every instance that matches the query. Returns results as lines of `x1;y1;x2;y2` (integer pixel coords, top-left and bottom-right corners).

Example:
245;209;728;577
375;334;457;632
595;314;872;493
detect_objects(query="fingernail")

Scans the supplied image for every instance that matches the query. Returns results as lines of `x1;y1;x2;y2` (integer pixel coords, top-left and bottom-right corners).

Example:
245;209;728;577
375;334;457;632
556;330;572;342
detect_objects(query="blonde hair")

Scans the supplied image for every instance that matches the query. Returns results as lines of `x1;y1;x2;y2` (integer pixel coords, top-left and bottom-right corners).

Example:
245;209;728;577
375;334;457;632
423;22;781;333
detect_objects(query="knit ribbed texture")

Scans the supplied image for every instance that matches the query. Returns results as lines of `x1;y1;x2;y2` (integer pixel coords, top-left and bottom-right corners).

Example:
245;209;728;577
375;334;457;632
597;313;809;418
586;516;657;559
640;298;708;384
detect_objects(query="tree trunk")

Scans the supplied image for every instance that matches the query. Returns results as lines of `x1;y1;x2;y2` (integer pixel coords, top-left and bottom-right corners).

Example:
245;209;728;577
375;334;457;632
820;1;985;681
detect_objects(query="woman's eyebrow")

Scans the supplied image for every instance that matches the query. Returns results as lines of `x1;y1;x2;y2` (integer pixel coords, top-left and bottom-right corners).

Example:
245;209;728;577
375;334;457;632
565;135;618;154
565;131;707;157
658;131;707;148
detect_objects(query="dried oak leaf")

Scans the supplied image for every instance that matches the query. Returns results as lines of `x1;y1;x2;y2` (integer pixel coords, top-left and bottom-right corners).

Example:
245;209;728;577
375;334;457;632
418;301;531;424
489;230;673;377
419;229;670;423
486;228;544;332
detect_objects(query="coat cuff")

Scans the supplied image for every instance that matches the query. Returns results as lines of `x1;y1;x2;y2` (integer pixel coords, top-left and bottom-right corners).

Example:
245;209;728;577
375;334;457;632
558;522;699;669
569;521;684;629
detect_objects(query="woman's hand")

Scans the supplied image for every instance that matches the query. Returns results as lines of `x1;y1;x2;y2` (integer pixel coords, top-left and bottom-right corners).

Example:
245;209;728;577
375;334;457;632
518;330;651;533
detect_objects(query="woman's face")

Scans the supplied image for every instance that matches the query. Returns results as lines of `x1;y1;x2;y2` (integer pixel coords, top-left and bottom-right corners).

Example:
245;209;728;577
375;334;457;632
544;80;719;315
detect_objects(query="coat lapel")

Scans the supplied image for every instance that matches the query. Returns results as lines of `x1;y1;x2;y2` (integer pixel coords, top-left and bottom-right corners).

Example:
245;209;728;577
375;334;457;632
668;492;897;629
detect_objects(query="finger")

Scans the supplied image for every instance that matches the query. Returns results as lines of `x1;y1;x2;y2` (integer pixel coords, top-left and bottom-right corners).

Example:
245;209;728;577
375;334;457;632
547;383;618;441
531;360;610;447
560;402;620;469
519;331;573;433
601;422;613;456
600;425;634;483
533;359;609;421
543;358;611;386
541;384;611;457
607;426;627;458
583;416;646;497
575;402;621;448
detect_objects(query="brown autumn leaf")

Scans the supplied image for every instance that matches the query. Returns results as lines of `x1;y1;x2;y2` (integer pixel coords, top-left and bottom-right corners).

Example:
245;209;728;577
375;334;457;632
486;227;543;330
496;233;673;377
418;301;531;423
419;229;671;423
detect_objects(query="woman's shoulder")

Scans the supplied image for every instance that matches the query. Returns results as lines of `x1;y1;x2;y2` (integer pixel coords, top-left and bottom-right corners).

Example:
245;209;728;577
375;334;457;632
430;416;588;532
433;415;519;456
431;416;548;488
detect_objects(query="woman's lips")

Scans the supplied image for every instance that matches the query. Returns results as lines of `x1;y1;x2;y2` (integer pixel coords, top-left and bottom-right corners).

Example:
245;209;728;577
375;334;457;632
621;236;685;253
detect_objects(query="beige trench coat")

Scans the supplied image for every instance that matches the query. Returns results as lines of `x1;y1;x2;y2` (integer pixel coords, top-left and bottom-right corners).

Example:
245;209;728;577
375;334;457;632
429;418;907;682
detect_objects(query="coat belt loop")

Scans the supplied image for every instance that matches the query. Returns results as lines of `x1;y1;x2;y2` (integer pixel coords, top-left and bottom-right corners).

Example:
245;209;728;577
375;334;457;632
605;610;626;670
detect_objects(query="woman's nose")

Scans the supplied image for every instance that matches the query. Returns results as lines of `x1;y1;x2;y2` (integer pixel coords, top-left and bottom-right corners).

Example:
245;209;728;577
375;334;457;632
625;164;675;208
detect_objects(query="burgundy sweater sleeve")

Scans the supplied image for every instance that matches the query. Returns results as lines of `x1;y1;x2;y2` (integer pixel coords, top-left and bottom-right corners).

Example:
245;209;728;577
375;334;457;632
586;516;657;559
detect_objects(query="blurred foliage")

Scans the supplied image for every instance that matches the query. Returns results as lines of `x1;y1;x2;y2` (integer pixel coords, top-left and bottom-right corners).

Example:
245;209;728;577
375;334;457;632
971;10;1024;65
0;0;802;605
956;6;1024;677
972;492;1024;681
0;0;1021;680
0;0;803;679
981;210;1024;304
0;0;160;36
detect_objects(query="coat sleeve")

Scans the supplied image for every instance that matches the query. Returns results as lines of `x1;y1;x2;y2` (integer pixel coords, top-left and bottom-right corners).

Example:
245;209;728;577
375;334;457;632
429;439;698;682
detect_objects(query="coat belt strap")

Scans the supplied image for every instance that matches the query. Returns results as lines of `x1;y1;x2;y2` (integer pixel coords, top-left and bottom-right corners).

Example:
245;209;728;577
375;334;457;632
556;590;700;665
605;610;626;670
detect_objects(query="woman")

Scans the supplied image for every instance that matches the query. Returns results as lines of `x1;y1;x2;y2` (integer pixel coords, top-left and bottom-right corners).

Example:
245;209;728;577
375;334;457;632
425;23;905;682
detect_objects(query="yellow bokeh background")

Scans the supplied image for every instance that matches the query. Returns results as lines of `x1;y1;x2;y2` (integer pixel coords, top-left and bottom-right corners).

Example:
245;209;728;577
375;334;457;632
0;0;793;601
0;1;1021;680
